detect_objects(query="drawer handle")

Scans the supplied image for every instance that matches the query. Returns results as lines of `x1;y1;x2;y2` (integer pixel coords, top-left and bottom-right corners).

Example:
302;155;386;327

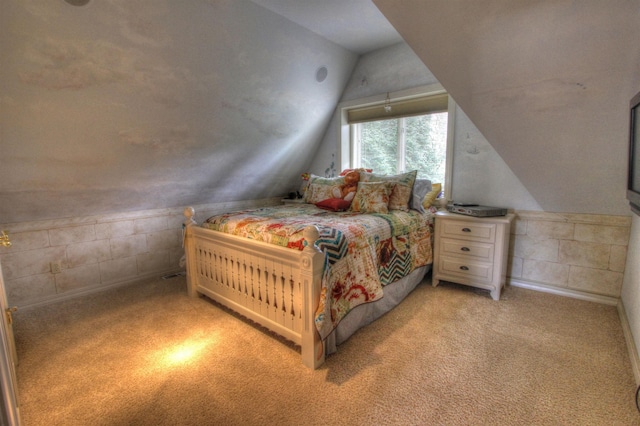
462;228;471;232
460;266;469;271
460;247;470;252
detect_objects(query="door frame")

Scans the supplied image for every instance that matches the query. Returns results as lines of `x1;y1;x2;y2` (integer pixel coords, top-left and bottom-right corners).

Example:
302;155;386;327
0;261;20;425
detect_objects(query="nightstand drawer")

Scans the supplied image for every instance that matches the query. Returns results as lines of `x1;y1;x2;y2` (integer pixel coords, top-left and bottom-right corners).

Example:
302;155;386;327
440;221;496;242
439;257;493;282
440;238;494;261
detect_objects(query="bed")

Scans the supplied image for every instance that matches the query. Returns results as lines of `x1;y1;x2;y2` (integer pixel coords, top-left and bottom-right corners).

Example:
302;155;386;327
182;170;437;369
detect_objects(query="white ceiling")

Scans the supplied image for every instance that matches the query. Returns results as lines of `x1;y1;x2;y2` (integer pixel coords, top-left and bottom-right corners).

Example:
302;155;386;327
249;0;403;54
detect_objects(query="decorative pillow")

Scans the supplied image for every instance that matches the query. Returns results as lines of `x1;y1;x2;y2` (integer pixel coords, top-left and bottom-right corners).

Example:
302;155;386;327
339;168;372;176
360;170;418;211
350;181;394;214
337;170;360;204
411;179;432;213
304;175;345;204
315;198;351;212
305;172;363;208
422;183;442;209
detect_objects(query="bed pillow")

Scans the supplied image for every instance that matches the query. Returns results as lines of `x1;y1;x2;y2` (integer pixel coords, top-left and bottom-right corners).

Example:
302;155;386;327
411;179;432;213
361;170;417;211
339;168;372;176
304;175;345;204
350;181;394;214
422;183;442;209
315;198;351;212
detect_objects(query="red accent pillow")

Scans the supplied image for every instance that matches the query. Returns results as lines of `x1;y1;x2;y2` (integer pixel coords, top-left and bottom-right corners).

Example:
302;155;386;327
315;198;351;212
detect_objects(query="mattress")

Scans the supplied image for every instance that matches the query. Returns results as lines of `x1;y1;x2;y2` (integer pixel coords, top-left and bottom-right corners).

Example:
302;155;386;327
203;204;434;339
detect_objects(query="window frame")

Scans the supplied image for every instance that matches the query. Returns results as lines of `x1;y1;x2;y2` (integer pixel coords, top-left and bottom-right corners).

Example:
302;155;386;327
337;83;456;198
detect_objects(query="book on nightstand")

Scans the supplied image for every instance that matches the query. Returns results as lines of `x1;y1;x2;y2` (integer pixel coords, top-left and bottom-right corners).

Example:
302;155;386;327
446;204;508;217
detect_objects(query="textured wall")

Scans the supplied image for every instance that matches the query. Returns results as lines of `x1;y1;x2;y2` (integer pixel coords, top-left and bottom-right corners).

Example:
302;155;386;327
510;211;630;299
0;0;357;223
452;108;541;210
375;0;640;216
309;42;540;212
0;198;281;307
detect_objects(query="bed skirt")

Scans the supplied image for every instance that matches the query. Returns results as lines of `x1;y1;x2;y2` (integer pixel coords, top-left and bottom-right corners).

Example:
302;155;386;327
325;265;430;355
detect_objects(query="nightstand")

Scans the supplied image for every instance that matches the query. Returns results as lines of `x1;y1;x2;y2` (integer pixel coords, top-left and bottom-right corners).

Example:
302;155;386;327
432;211;514;300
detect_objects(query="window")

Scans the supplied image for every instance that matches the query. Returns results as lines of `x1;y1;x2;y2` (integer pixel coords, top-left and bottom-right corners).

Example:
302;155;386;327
338;84;455;197
352;113;448;181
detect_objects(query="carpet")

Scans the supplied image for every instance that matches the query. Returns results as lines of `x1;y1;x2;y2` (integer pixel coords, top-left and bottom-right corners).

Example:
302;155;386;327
13;275;639;425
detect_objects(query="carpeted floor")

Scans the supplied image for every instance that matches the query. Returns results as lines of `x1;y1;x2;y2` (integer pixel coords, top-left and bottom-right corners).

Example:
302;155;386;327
12;275;639;425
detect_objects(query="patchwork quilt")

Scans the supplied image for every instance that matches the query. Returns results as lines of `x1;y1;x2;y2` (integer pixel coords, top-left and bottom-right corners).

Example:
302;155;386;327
203;204;434;339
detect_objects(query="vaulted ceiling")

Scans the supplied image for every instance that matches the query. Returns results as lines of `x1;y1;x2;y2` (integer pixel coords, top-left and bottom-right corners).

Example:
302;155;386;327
249;0;403;54
0;1;359;223
2;0;639;224
374;0;640;214
254;0;640;214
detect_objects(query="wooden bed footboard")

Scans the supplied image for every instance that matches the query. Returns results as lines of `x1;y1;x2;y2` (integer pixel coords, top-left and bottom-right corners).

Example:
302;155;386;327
182;207;326;369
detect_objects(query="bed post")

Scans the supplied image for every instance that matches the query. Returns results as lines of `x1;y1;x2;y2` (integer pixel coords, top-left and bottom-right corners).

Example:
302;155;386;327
300;225;326;369
183;207;198;298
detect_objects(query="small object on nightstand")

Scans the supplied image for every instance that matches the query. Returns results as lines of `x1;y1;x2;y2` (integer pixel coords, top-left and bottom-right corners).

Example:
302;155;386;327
437;197;449;210
282;198;305;204
446;204;508;217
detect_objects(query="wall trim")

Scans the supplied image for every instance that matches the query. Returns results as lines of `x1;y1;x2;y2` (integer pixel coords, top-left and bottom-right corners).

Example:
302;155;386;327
618;300;640;385
508;278;619;306
0;197;283;233
512;209;632;226
18;268;183;310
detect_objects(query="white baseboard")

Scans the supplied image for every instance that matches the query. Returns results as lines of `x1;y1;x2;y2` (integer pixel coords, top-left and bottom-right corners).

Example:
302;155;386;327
508;278;619;306
617;300;640;385
19;269;184;310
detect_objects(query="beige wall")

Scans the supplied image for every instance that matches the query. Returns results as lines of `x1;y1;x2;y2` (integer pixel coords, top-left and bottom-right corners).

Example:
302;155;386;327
0;198;280;307
0;1;356;224
509;211;631;300
2;203;631;308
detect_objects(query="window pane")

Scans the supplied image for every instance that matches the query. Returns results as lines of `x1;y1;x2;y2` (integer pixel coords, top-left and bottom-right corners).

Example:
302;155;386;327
405;112;448;184
360;119;398;175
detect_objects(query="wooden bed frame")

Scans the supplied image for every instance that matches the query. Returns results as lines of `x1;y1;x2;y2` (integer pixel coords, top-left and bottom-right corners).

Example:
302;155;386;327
182;207;326;369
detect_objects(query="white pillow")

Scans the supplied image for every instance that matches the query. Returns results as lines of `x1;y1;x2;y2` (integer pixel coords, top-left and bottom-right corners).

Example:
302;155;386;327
411;179;432;213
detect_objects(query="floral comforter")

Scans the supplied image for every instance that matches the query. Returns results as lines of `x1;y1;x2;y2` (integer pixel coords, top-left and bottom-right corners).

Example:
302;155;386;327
203;204;434;339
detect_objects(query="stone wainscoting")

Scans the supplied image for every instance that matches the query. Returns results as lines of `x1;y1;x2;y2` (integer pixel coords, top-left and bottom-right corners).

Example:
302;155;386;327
509;210;631;302
0;198;281;308
0;204;632;308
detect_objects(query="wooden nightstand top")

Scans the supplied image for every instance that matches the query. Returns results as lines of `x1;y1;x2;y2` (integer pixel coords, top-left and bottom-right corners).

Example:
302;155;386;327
435;210;514;224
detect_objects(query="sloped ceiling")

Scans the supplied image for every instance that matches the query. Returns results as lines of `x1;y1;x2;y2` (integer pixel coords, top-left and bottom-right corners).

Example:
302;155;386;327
249;0;403;54
374;0;640;215
5;0;638;223
0;0;357;223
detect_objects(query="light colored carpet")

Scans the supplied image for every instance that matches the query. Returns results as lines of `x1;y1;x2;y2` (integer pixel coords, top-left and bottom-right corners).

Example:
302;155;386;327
13;275;639;425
